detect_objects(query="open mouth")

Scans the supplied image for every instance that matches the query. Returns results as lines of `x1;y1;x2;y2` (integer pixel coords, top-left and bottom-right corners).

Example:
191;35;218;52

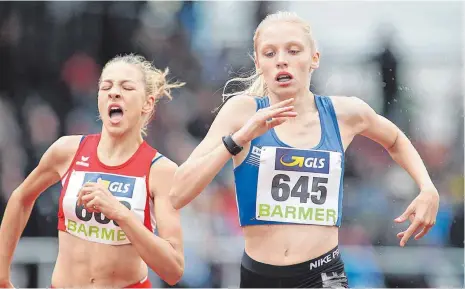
108;104;124;124
275;72;293;83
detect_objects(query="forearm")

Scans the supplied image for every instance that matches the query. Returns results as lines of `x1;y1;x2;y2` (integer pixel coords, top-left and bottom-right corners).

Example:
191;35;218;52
116;210;183;285
387;130;435;191
0;193;35;275
170;142;232;209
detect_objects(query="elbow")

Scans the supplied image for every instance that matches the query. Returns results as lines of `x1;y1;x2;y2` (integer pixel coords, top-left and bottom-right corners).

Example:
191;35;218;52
162;258;184;286
10;189;34;207
169;172;184;210
386;129;405;156
169;168;204;209
169;180;195;210
164;268;184;286
169;188;184;210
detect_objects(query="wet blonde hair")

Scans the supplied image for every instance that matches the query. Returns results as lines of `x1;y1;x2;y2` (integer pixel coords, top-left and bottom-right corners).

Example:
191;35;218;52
221;11;317;103
101;53;185;136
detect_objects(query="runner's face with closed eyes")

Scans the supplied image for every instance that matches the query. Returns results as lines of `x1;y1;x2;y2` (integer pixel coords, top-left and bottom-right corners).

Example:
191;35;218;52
98;62;147;136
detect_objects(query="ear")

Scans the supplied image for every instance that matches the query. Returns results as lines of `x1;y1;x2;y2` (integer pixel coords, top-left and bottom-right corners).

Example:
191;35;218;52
310;51;320;70
142;95;156;114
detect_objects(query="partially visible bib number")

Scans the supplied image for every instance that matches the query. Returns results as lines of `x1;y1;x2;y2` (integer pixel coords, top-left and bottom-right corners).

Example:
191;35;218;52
256;146;342;226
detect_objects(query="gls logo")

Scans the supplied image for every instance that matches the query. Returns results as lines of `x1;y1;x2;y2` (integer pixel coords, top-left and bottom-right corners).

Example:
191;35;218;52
279;155;325;169
82;173;136;198
275;148;330;174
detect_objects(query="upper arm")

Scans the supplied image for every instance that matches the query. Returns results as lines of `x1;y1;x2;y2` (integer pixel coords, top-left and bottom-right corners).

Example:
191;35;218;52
14;135;81;204
150;157;183;253
186;95;257;161
337;96;399;150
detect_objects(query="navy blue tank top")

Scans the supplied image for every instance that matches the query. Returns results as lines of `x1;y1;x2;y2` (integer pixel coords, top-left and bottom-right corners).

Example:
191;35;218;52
233;95;345;227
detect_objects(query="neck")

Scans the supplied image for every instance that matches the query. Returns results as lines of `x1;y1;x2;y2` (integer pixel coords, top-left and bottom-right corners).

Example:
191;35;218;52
268;88;317;115
98;127;144;165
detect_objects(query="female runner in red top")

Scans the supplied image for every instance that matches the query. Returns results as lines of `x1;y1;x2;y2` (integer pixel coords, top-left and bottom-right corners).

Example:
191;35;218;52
0;54;185;288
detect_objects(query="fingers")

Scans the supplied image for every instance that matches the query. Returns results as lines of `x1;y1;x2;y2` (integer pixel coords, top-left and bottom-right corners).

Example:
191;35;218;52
85;198;100;213
80;192;97;203
394;205;414;223
268;98;295;109
78;194;100;213
264;106;300;128
262;106;297;122
397;222;434;242
77;191;98;212
266;118;288;129
399;219;421;247
408;214;415;223
77;187;94;206
274;111;298;118
396;224;421;239
77;182;109;206
414;224;433;240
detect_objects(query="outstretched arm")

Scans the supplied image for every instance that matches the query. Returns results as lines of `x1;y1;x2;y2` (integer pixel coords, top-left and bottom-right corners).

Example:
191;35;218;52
0;135;81;286
340;97;439;247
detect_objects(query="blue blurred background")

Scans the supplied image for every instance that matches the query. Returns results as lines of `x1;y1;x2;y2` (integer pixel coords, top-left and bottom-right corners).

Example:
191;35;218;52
0;1;463;287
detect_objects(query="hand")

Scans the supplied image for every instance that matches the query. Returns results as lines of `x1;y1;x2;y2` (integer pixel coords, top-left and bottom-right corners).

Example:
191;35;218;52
394;186;439;247
77;182;129;222
233;98;297;146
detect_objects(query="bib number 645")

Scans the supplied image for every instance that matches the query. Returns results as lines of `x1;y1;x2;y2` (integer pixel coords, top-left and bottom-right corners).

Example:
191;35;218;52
271;174;328;204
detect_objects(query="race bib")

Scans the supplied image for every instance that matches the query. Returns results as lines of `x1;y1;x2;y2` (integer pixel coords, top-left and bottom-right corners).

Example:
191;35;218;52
63;171;148;245
256;147;342;226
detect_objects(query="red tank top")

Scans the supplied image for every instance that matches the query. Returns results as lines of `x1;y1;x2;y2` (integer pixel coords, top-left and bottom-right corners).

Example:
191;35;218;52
57;134;158;245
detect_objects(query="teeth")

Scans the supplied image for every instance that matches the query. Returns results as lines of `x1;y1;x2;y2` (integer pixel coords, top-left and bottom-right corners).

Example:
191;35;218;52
109;107;123;117
277;75;291;81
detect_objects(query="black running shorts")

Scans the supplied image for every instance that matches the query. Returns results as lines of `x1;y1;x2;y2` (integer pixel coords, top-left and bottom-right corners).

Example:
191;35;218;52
240;246;349;288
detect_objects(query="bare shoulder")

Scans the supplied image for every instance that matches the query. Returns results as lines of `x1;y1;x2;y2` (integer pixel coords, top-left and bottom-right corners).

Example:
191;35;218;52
330;95;375;121
215;94;257;130
149;155;178;197
329;95;379;136
329;96;372;116
43;135;83;176
221;94;257;111
50;135;83;158
40;135;82;166
150;156;178;176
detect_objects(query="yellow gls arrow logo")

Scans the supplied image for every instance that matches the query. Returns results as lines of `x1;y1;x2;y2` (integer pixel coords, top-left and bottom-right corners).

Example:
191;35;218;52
280;155;305;167
96;177;111;189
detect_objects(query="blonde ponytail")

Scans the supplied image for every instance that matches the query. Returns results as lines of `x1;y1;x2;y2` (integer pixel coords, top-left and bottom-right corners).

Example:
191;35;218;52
142;66;184;136
222;69;267;102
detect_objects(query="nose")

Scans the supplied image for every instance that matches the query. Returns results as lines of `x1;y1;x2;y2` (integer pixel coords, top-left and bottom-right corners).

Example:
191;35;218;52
108;86;122;99
276;51;288;69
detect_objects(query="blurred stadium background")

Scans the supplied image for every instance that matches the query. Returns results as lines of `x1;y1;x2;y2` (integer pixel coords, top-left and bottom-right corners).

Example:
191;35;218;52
0;1;463;288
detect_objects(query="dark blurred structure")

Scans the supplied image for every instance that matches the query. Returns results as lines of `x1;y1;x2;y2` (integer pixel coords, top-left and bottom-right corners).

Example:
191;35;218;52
372;24;399;119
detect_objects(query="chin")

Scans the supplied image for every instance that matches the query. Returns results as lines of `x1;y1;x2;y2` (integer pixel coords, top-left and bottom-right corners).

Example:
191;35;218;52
271;87;299;98
103;123;128;136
